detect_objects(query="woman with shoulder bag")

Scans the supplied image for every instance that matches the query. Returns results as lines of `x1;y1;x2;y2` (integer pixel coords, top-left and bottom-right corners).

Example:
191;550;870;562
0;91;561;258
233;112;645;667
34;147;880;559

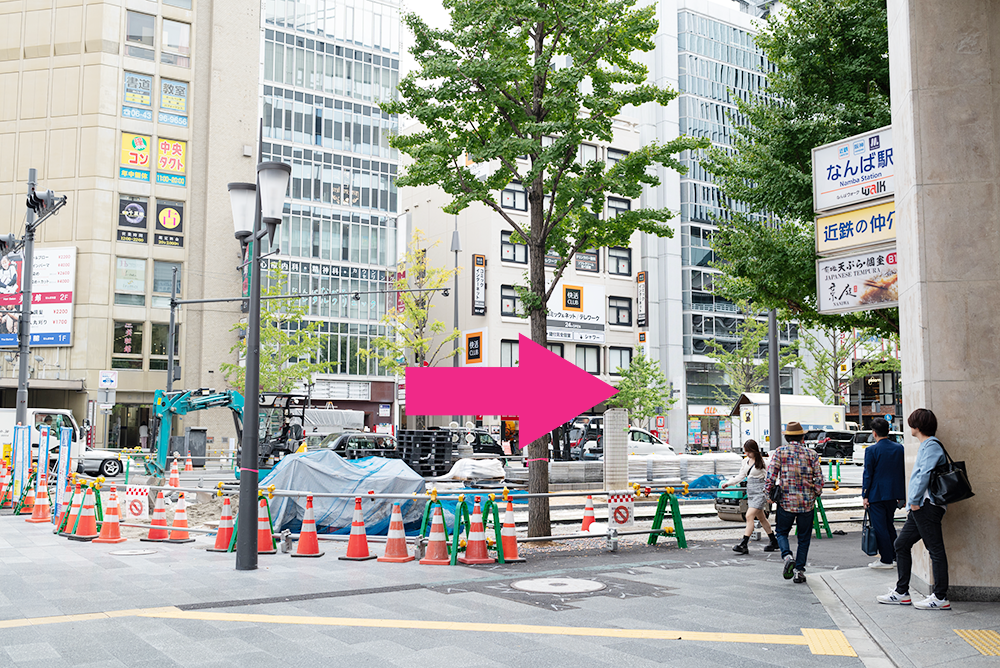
877;408;951;610
722;439;778;554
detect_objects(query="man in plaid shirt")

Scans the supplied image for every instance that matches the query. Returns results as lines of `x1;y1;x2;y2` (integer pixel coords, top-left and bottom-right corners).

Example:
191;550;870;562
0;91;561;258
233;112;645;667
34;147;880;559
763;421;825;584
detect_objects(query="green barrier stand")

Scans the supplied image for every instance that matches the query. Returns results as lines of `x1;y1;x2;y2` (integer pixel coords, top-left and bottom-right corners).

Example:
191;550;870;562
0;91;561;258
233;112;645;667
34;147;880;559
449;498;472;566
12;470;38;516
812;497;832;539
480;498;506;564
260;493;277;551
647;492;686;548
419;498;456;557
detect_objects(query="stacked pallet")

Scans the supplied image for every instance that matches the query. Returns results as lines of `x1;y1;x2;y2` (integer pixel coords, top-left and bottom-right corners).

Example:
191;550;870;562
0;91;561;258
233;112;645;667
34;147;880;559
396;430;454;477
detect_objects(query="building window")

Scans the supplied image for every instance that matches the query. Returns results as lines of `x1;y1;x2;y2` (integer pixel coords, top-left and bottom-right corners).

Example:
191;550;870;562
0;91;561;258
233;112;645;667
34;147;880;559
500;339;519;367
125;11;155;60
152;261;181;309
163;0;192;8
607;148;628;164
575;248;599;272
547;343;564;358
149;323;179;370
112;321;144;369
608;247;631;276
578;143;598;164
500;285;520;316
575;345;600;374
114;257;145;306
609;297;632;325
500;230;527;264
161;20;191;67
608;197;631;218
501;183;527;211
609;347;633;375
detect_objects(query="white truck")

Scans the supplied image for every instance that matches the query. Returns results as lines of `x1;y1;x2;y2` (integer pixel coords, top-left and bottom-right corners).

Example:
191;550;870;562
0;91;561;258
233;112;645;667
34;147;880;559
730;393;847;452
0;407;83;468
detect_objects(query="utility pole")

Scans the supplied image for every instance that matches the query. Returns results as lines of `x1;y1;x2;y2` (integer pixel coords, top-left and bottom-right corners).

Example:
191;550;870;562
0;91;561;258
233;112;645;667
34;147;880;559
768;309;781;452
166;265;178;393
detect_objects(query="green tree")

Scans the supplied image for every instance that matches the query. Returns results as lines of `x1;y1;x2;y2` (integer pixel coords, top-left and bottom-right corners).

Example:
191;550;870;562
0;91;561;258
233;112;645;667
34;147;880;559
606;352;674;428
704;303;798;408
220;267;334;393
704;0;896;335
384;0;707;537
360;231;460;428
797;326;901;406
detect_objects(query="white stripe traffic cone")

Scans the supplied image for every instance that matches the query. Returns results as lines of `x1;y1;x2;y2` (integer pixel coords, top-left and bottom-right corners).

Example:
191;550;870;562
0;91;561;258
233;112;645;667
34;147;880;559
339;497;376;561
500;500;525;563
458;496;495;565
378;503;413;563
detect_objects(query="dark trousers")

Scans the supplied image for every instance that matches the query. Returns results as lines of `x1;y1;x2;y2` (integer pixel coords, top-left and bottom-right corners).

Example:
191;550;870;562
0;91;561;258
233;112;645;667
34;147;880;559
895;503;948;598
867;499;899;564
775;506;814;571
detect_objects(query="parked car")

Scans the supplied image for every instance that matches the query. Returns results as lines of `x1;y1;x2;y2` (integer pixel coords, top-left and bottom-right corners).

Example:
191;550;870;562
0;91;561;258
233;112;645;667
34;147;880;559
571;428;675;460
324;432;399;459
803;429;855;458
76;446;125;477
852;430;905;466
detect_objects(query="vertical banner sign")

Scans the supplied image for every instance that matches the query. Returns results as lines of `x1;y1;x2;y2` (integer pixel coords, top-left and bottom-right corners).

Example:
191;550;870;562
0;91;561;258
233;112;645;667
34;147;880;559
0;252;23;347
158;79;189;127
472;254;486;315
11;424;30;502
156;139;187;186
120;132;152;181
122;71;153;121
395;271;406;314
56;427;72;518
465;332;482;364
636;271;648;327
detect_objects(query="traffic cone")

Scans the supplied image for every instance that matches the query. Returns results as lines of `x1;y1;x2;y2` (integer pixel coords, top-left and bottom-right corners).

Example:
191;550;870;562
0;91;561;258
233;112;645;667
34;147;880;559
0;462;11;509
168;460;180;488
419;506;451;565
206;497;235;552
256;498;277;554
167;493;195;543
58;483;83;535
292;495;324;558
93;486;127;544
25;469;51;524
458;496;495;565
500;500;525;563
581;495;596;532
378;503;414;563
184;456;193;472
338;497;376;561
67;488;99;541
18;470;36;515
141;491;170;542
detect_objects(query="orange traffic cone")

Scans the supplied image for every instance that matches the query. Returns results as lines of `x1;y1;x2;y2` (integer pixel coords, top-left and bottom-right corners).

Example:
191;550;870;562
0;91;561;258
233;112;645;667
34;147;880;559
168;460;180;488
206;497;235;553
18;470;36;515
500;500;525;563
141;491;170;542
458;496;495;565
581;495;596;532
167;493;196;543
58;483;83;535
378;503;414;563
25;469;51;524
184;456;193;472
256;498;277;554
0;461;10;509
67;488;99;541
292;495;324;558
93;486;127;544
338;497;376;561
419;506;451;565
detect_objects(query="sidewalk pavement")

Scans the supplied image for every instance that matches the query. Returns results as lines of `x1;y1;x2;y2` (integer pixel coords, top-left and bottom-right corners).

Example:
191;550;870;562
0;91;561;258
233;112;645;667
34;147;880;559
0;507;996;667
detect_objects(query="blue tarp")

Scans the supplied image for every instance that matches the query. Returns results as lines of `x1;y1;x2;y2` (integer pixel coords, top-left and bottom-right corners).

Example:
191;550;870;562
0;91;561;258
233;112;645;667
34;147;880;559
261;450;426;535
686;474;726;499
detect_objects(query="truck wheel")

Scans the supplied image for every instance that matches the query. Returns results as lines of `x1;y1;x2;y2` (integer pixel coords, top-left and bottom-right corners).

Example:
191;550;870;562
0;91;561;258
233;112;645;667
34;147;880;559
99;459;122;477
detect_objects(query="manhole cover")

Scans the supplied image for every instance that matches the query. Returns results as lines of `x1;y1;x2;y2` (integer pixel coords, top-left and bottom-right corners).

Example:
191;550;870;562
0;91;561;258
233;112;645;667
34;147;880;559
510;578;606;594
108;549;157;556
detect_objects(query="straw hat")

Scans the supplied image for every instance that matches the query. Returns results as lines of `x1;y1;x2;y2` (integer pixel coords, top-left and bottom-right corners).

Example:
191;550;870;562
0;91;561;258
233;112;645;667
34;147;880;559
784;421;806;436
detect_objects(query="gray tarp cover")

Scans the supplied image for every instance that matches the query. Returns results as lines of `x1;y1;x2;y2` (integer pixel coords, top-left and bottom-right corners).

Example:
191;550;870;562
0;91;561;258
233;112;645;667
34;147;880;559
303;409;365;432
262;450;425;534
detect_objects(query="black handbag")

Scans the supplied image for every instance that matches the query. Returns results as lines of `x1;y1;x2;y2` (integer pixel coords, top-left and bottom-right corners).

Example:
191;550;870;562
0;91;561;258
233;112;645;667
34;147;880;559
861;509;878;556
928;442;974;505
769;483;783;504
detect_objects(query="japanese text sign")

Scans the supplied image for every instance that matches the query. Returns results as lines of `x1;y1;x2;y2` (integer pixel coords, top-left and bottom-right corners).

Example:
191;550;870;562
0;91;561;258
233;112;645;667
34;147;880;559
156;139;186;175
546;281;605;343
817;247;899;315
816;200;895;255
120;133;151;181
812;126;894;213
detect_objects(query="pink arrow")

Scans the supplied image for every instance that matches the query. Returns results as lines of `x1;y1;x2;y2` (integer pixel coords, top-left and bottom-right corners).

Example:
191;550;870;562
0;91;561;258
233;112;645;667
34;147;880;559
405;334;618;448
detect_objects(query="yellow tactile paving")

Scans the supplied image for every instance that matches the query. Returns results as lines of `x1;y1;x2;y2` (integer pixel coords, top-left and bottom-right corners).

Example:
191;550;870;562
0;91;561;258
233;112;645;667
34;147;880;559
956;629;1000;656
0;605;856;656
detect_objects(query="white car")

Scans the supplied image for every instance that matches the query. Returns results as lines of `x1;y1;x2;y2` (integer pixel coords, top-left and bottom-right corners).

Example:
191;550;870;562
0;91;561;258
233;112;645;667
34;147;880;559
852;431;905;466
76;447;126;477
626;428;675;456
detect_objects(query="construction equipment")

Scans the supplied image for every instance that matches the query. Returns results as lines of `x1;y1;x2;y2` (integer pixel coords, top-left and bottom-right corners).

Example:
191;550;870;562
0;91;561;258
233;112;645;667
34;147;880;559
149;388;244;476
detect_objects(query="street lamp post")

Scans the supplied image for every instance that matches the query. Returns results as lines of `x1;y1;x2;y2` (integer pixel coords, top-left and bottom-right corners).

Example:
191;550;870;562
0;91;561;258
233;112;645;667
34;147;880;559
228;161;291;572
450;217;461;425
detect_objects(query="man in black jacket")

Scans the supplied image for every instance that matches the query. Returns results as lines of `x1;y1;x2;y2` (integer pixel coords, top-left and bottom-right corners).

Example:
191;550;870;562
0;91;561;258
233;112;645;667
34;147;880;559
862;418;906;568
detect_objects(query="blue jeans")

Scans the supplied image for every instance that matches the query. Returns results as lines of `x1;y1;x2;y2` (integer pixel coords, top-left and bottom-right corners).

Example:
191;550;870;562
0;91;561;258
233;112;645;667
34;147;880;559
775;505;814;571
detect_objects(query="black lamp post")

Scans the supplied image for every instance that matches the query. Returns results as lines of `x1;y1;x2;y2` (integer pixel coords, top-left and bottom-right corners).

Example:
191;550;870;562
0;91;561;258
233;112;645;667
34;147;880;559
227;160;290;571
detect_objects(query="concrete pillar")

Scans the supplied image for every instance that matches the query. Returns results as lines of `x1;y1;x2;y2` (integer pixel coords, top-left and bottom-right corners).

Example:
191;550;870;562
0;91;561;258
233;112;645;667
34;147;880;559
603;407;629;491
889;0;1000;600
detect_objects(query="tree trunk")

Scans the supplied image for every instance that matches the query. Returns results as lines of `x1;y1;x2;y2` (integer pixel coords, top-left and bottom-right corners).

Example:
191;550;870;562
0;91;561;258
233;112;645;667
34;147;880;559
526;238;551;537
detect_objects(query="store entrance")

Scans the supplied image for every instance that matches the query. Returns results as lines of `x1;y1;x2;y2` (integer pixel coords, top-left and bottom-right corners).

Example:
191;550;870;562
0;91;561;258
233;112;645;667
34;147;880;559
108;404;154;450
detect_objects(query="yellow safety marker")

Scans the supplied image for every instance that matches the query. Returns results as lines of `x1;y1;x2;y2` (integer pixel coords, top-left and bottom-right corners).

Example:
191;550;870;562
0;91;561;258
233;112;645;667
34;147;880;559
0;606;856;656
956;630;1000;656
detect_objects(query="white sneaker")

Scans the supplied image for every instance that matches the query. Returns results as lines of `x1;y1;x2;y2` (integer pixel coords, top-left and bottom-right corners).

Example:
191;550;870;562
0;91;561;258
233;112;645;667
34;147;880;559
876;589;912;605
914;594;951;610
868;560;895;569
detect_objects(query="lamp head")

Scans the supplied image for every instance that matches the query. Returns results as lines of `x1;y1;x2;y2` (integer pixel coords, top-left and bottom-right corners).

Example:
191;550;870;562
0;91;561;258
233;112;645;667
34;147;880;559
227;182;256;238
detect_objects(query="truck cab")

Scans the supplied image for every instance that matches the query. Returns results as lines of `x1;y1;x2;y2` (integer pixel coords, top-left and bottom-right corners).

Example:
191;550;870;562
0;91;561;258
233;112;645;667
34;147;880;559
0;408;82;466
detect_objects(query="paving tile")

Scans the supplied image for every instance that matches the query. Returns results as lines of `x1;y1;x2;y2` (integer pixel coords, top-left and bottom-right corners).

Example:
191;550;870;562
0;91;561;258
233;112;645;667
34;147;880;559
3;642;61;662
